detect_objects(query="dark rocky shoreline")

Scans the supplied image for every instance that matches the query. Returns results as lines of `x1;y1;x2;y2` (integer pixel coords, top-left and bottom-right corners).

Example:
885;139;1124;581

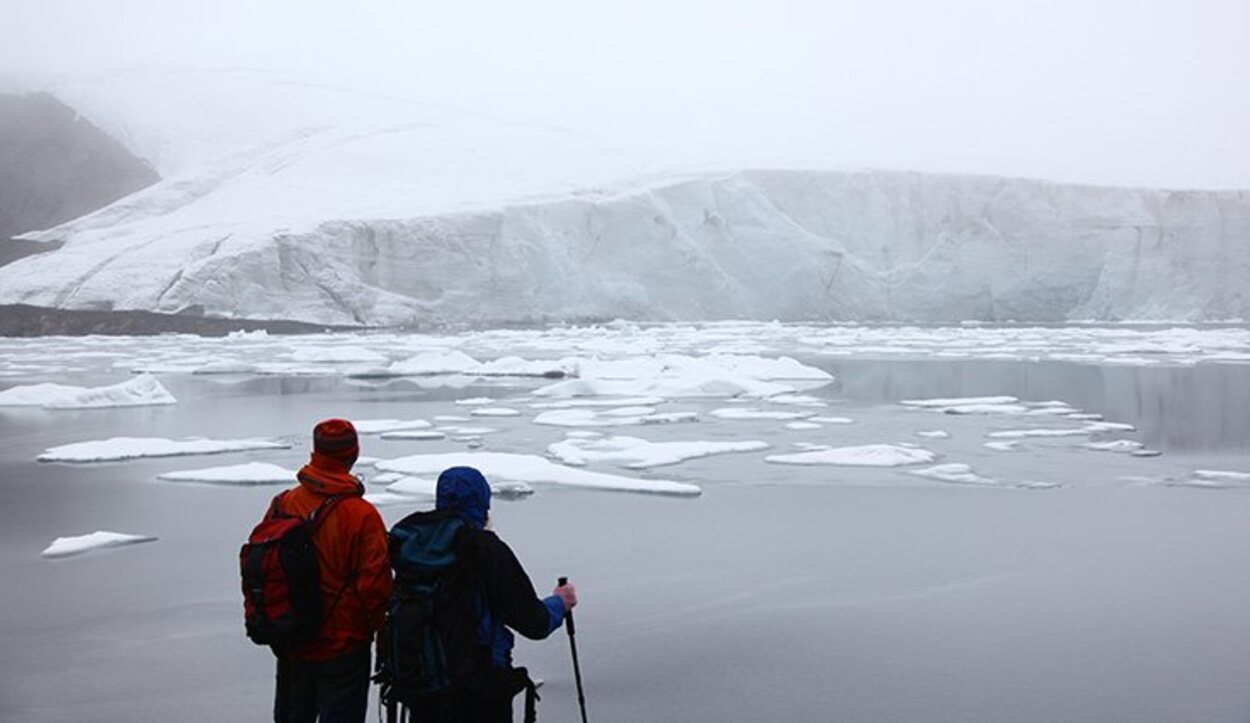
0;304;355;337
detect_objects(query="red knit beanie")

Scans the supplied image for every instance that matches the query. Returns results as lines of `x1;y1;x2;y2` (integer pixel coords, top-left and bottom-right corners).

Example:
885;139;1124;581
313;418;359;468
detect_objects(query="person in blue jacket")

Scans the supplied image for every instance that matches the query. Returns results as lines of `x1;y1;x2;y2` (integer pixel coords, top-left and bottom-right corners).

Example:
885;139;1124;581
427;466;577;723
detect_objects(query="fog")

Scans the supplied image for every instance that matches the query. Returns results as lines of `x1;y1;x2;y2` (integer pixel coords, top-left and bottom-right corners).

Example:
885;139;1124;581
1;0;1248;189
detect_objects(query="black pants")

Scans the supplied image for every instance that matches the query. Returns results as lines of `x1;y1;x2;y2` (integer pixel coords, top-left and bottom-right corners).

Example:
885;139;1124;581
401;668;535;723
274;646;371;723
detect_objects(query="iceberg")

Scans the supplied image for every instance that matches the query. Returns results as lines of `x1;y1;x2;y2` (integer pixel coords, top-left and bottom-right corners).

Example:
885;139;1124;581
376;452;701;496
0;374;175;408
38;436;290;463
157;462;295;485
765;444;938;467
42;531;158;558
547;435;769;469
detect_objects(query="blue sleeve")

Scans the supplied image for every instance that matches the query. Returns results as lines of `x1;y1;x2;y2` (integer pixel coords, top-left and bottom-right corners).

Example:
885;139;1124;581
543;594;566;635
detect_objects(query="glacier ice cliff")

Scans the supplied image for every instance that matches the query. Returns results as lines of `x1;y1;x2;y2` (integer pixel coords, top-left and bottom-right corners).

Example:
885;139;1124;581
3;169;1246;326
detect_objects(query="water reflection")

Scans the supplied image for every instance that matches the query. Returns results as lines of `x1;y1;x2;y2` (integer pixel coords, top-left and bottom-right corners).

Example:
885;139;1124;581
816;359;1250;453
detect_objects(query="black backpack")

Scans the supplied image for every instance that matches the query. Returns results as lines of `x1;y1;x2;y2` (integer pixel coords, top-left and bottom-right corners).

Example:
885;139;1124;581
376;509;492;707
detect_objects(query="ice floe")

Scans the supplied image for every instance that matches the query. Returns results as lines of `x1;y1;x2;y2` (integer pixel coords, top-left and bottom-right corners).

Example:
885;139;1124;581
983;441;1020;451
157;462;295;485
42;531;158;558
352;419;433;434
469;407;522;417
533;408;697;428
916;430;951;439
909;463;996;485
0;374;175;409
547;436;768;469
380;430;446;441
809;416;854;424
376;452;701;496
765;444;937;467
709;408;813;421
38;437;290;462
1085;440;1145;453
785;421;823;431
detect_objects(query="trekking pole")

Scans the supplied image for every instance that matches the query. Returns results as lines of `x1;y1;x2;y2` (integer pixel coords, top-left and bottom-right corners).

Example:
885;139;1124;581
558;576;589;723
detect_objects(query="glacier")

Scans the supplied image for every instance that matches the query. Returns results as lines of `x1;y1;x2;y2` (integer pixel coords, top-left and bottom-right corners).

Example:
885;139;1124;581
1;72;1246;326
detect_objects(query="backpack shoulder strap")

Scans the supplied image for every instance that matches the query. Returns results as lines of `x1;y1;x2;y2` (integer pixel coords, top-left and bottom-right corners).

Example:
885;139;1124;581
307;493;349;530
265;491;288;520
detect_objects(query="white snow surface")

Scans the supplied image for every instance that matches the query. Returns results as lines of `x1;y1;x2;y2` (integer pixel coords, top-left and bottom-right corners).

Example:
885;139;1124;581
376;452;701;496
156;462;295;485
765;444;938;467
38;437;290;462
4;70;1248;329
41;531;158;558
547;435;769;469
0;375;175;408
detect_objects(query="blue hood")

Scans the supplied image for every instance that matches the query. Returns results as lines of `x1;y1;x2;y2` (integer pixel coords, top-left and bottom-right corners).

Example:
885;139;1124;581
435;466;491;528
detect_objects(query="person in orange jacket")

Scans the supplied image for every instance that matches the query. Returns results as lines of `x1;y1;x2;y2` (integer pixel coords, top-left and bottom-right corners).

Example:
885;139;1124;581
273;419;393;723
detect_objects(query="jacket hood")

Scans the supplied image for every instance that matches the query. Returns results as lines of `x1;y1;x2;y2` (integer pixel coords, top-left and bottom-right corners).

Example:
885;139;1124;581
297;452;365;497
435;466;491;528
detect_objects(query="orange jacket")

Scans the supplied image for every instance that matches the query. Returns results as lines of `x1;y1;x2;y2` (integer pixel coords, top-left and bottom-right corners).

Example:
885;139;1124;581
278;452;392;662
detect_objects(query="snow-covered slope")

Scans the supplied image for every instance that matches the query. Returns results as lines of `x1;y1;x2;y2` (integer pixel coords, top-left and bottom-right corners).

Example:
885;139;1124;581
2;71;1247;325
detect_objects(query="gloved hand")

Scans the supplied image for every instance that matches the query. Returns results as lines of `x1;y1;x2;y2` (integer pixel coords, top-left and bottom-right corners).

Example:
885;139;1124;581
554;581;578;611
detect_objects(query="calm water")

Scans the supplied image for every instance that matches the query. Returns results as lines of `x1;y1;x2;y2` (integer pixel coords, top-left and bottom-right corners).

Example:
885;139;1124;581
2;354;1250;722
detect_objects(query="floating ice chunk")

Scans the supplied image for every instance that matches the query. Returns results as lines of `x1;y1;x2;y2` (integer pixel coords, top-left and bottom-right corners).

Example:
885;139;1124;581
533;356;797;399
386;476;438;496
1016;480;1062;490
910;463;996;485
765;444;937;467
703;355;834;381
943;404;1031;415
0;382;90;406
1066;412;1104;421
370;472;405;484
533;408;692;428
38;437;290;463
1085;421;1136;433
986;428;1091;439
1131;449;1163;457
469;408;522;417
42;531;158;558
454;397;495;406
809;416;854;424
380;430;446;441
547;435;768;469
901;396;1019;408
916;430;950;439
1085;440;1145;453
983;440;1020;451
193;360;260;374
157;462;295;485
565;431;603;439
1193;470;1250;483
599;406;659;417
363;491;423;506
353;419;433;434
640;412;699;425
477;356;574;378
785;422;823;431
290;346;389;364
389;350;483;376
377;452;700;496
710;408;812;421
1;375;176;409
530;397;666;409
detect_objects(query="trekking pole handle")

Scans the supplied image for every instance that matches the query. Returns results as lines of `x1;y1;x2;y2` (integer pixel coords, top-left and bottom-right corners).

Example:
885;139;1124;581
557;577;576;633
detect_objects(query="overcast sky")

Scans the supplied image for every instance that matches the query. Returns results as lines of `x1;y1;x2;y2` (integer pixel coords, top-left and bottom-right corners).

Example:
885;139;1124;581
1;0;1247;189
